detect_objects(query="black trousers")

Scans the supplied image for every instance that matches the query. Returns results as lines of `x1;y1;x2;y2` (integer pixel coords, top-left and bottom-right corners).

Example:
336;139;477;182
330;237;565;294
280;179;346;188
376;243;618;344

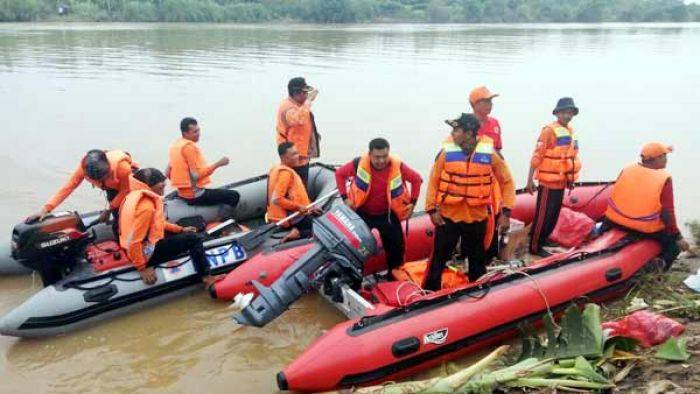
294;216;314;238
425;218;487;290
105;189;120;237
183;188;240;209
529;185;565;253
602;220;681;270
293;163;310;190
358;211;405;272
148;232;211;277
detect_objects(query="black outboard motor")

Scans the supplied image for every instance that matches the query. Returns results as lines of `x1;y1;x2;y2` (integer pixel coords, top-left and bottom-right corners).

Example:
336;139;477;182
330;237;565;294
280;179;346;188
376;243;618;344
11;212;93;285
233;204;377;327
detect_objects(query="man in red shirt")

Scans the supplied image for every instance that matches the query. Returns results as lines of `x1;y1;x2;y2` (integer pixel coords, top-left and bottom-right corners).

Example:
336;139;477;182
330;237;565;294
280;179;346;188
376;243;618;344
604;142;690;269
335;138;422;273
469;86;503;157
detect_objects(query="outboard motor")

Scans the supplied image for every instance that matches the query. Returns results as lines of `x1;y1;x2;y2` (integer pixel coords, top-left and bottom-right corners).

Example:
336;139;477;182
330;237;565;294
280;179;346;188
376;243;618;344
234;204;377;327
11;212;93;285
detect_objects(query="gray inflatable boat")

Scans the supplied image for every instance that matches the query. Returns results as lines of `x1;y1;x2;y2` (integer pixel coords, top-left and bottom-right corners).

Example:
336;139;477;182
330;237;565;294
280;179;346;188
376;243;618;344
0;163;338;337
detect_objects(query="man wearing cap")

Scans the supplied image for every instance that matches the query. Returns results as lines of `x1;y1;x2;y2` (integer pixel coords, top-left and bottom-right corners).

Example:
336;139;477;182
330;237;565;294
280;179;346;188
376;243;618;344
335;137;423;274
604;143;690;268
26;149;139;231
526;97;582;256
469;86;504;157
424;113;515;290
276;77;321;188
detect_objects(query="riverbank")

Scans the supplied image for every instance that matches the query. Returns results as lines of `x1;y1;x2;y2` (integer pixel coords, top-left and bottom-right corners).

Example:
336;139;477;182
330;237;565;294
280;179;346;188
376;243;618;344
3;0;699;24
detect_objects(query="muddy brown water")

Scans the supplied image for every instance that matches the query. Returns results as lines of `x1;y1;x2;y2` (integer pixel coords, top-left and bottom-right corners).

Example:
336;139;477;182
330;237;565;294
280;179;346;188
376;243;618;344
1;22;699;392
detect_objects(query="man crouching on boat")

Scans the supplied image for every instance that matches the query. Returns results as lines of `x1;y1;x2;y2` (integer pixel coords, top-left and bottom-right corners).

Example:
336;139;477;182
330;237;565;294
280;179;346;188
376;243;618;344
266;142;322;242
603;142;690;269
119;168;221;286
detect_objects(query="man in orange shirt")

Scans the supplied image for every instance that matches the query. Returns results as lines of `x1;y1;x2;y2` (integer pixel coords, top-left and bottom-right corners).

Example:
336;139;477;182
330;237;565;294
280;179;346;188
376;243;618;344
469;86;504;158
424;113;515;290
26;149;139;231
604;143;690;269
275;77;321;188
119;168;219;287
167;117;239;211
525;98;582;256
266;142;321;241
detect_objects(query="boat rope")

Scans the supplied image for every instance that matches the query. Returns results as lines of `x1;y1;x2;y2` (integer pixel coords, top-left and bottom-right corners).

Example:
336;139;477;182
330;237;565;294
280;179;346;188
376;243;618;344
486;266;560;330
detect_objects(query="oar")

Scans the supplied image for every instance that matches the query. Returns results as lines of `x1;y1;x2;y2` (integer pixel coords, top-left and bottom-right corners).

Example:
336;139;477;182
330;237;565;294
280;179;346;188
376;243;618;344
238;189;338;251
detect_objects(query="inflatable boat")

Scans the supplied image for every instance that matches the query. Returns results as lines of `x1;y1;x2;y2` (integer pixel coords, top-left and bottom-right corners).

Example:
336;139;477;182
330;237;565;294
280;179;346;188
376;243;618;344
277;228;662;391
0;164;338;337
0;163;339;275
210;181;614;300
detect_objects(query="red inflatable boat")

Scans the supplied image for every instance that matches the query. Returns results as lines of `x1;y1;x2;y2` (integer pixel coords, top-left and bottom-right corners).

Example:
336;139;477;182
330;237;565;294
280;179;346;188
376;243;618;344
210;182;613;300
277;229;662;391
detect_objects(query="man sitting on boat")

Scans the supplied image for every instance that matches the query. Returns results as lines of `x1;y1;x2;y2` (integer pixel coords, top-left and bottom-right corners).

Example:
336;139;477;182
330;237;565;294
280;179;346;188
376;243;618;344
266;142;322;242
26;149;139;233
603;142;690;269
335;137;422;277
119;168;221;287
424;113;515;290
167;117;239;212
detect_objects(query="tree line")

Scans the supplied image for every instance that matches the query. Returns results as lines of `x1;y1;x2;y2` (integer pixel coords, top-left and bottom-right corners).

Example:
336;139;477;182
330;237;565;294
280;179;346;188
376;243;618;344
2;0;700;23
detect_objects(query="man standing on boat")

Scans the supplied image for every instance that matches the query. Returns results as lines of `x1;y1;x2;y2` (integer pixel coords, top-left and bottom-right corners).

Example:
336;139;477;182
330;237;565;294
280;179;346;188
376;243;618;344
335;138;423;275
26;149;139;233
119;168;220;287
266;142;321;242
167;117;240;212
276;77;321;188
525;97;581;257
469;85;504;262
424;114;515;290
604;142;690;269
470;86;504;158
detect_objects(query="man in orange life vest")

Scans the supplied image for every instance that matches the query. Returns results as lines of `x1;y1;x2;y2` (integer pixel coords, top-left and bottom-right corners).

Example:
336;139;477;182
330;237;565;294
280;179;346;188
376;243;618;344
26;149;139;230
167;117;239;212
119;168;219;287
335;138;423;273
425;113;515;290
469;86;504;158
266;142;322;241
275;77;321;188
604;143;690;269
526;97;582;256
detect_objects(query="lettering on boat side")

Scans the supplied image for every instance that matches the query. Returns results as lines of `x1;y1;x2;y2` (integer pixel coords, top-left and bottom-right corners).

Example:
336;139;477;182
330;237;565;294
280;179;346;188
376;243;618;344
423;328;448;345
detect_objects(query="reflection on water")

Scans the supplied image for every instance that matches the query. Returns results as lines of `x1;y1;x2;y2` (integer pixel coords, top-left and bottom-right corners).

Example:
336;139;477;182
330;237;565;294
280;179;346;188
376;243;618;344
1;23;699;392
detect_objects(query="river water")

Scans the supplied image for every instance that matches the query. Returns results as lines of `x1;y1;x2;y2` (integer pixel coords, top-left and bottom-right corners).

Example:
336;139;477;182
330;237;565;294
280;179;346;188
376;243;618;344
1;22;699;392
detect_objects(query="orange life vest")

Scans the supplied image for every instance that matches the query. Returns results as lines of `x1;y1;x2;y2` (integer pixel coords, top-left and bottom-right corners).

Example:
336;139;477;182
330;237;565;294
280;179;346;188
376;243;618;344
266;164;311;223
605;163;671;233
118;176;166;255
437;136;495;206
348;154;412;220
535;122;581;184
275;97;320;160
83;150;138;190
168;137;211;190
392;260;469;290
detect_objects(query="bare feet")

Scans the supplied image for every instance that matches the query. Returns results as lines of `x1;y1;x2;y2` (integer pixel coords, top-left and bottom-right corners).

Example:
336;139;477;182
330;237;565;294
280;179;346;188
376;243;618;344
280;227;301;243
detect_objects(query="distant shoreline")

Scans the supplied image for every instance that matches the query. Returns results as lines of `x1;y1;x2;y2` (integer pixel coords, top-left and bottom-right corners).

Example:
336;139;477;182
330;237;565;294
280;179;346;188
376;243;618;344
2;0;699;25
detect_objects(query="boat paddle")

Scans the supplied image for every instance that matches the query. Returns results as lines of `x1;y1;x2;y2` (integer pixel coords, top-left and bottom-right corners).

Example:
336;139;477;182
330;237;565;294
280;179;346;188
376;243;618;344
237;189;338;251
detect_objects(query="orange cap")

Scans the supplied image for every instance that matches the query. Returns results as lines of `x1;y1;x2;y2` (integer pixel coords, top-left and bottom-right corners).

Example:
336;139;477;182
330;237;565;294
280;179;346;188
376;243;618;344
469;86;499;105
640;142;673;160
